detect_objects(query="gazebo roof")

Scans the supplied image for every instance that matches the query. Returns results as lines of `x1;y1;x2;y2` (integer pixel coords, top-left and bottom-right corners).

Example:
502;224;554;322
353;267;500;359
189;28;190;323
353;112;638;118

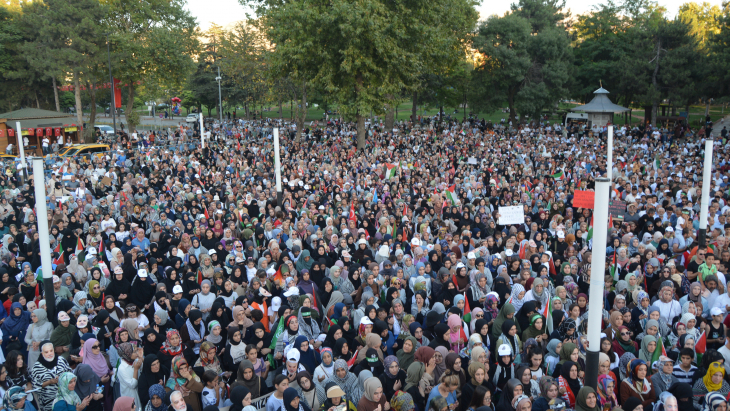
0;108;77;129
571;87;629;113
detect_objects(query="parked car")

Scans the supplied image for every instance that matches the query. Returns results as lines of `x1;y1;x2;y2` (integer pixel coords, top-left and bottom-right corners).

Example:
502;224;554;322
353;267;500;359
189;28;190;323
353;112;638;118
186;113;199;123
94;125;115;135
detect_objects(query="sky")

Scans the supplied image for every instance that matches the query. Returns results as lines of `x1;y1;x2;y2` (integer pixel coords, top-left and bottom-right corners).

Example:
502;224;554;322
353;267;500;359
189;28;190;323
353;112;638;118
186;0;724;30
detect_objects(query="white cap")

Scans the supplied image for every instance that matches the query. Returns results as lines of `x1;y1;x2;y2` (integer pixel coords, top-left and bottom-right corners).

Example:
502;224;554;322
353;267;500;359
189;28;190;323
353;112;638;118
287;349;301;363
271;296;282;312
665;227;674;232
498;344;512;356
557;231;565;239
87;247;97;255
467;252;476;259
358;239;367;245
710;307;723;316
138;269;148;278
411;238;421;247
318;205;325;210
172;285;183;294
505;249;514;257
53;275;60;283
209;249;216;255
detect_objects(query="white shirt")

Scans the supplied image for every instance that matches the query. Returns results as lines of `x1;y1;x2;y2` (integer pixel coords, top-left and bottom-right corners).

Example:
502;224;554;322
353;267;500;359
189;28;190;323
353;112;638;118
117;361;141;411
652;299;681;323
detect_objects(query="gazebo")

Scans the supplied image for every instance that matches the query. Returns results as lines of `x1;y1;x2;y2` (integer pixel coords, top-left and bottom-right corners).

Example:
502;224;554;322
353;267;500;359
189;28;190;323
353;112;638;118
571;86;629;127
0;108;82;156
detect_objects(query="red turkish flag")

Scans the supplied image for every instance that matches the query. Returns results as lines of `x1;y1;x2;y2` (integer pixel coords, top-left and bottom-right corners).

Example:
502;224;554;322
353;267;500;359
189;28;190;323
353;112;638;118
7;129;14;137
45;128;52;136
55;128;61;136
35;128;43;136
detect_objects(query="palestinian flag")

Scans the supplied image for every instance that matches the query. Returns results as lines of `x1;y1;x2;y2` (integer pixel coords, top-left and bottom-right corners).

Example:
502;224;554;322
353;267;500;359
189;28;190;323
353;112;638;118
75;238;85;255
52;242;64;266
696;331;707;354
53;242;61;255
349;202;356;223
463;291;471;315
542;298;553;334
444;185;457;206
385;163;398;180
518;240;528;259
347;349;359;368
204;206;210;220
651;335;667;364
551;170;565;180
654;157;661;170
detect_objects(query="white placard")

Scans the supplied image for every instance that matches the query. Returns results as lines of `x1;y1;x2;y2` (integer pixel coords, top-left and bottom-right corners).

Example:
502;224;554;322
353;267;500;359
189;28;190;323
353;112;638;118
498;205;525;225
467;157;478;165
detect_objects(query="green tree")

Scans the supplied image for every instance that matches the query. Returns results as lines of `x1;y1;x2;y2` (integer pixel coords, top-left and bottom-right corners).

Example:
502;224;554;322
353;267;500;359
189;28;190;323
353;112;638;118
247;0;478;147
102;0;198;132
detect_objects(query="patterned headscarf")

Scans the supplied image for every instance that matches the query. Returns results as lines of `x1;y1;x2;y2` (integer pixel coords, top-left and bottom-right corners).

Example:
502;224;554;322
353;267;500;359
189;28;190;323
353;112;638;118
147;384;168;411
390;390;415;411
539;376;557;400
53;372;81;408
3;387;27;410
160;330;183;356
117;342;135;365
384;355;399;378
167;355;198;397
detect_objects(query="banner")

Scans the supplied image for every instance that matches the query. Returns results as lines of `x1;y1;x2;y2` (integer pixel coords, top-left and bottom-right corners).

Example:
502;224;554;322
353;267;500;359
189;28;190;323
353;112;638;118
498;205;525;225
113;78;122;108
573;190;595;209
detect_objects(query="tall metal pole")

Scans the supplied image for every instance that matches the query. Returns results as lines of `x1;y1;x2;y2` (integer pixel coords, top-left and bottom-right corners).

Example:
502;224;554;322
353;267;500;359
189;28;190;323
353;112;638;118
607;125;613;181
15;122;26;183
32;158;55;322
200;112;205;148
274;127;282;206
106;33;117;136
585;177;611;390
216;67;223;123
698;139;714;249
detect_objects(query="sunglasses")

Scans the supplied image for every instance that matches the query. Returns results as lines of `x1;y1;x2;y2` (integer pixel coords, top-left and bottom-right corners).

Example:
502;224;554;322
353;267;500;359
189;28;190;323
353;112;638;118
92;345;100;349
620;332;630;336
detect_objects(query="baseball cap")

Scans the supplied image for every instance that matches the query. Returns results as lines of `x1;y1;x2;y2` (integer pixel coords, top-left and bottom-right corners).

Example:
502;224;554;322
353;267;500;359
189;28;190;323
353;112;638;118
357;239;367;245
710;307;723;316
498;344;512;356
52;275;60;284
557;231;565;239
209;249;216;255
87;247;97;255
467;252;476;259
326;384;346;399
58;311;70;322
172;285;183;294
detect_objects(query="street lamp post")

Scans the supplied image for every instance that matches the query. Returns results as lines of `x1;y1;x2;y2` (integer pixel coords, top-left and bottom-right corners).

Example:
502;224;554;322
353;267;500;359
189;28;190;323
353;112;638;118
215;67;223;122
105;33;117;136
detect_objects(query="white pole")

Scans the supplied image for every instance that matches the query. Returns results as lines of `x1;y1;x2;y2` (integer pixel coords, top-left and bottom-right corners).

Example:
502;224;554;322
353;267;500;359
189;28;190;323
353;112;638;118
585;177;610;390
32;157;55;319
274;127;282;206
16;122;25;164
698;139;714;248
199;112;204;148
606;125;613;181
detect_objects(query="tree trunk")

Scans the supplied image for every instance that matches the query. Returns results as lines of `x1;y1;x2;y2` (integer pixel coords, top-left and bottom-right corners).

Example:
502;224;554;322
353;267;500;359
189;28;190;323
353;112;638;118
126;83;136;133
439;105;444;125
85;83;97;143
35;93;40;109
357;113;366;149
651;39;661;127
279;99;283;121
73;71;83;129
384;102;395;131
508;87;517;125
412;91;418;123
52;77;60;112
295;81;307;143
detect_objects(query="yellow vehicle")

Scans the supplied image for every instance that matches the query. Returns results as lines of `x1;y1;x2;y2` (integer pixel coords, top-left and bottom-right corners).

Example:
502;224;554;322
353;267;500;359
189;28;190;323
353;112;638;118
59;144;111;161
0;154;17;159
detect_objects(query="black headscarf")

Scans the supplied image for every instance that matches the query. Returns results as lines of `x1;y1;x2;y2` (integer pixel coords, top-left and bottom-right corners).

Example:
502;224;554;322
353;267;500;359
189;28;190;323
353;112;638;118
560;361;581;398
429;323;450;351
138;354;169;407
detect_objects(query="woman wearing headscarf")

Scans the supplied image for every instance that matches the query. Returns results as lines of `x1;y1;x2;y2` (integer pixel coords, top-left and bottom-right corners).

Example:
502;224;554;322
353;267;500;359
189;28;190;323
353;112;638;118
293;371;318;411
32;341;72;411
292;335;321;375
701;392;729;411
3;386;32;411
619;359;656;410
491;303;516;340
611;325;638;358
495;378;522;411
558;361;582;409
649;355;678;395
236;360;266;398
357;377;388;411
638;335;657;368
24;308;53;367
144;385;168;411
49;313;76;361
533;376;559;411
509;284;526;313
2;301;30;353
73;364;104;411
137;355;168;410
496;320;522;364
180;309;205;356
396;335;418;372
165;356;203;411
379;355;407;400
692;361;730;408
595;375;618;410
315;359;361;405
51;371;89;411
574;386;601;411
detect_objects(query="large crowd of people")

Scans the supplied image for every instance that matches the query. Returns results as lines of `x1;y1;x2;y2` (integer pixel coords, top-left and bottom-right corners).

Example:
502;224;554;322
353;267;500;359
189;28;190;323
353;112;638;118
0;114;728;411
